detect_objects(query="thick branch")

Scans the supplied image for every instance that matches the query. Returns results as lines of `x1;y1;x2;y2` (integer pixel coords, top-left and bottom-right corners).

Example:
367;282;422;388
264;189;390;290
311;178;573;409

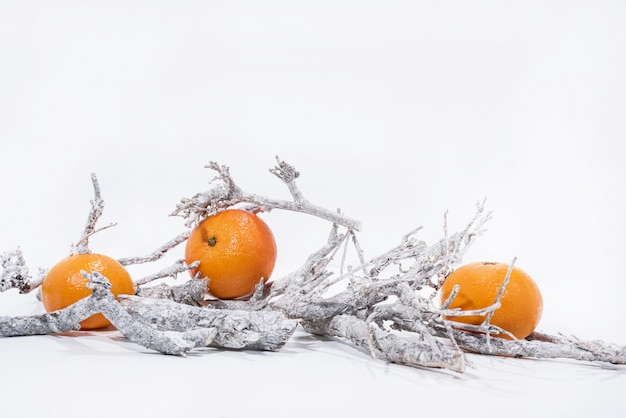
309;314;465;372
120;295;299;351
0;272;214;356
0;303;82;335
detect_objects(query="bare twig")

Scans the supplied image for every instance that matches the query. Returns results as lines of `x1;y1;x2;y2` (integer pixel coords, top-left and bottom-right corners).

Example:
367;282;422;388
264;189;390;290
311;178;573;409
438;257;519;344
1;249;32;293
73;173;117;255
133;259;198;286
269;155;305;203
117;232;190;266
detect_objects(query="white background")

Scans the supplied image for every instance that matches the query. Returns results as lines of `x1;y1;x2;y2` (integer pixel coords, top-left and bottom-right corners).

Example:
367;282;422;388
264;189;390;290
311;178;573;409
1;1;625;417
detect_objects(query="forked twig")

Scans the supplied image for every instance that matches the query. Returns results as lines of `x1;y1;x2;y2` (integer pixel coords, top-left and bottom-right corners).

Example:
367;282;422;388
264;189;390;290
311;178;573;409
73;173;117;255
171;157;361;231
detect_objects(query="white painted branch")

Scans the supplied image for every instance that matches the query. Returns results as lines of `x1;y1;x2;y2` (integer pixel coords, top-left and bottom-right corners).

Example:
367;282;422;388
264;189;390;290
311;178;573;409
119;295;299;351
0;248;44;294
135;276;208;306
452;330;626;365
171;158;361;231
0;272;215;356
73;173;117;255
309;314;465;372
133;259;198;287
117;232;190;266
3;162;625;372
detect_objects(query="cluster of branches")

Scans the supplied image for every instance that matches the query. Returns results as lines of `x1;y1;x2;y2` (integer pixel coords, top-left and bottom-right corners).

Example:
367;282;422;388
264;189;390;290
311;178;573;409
1;157;625;372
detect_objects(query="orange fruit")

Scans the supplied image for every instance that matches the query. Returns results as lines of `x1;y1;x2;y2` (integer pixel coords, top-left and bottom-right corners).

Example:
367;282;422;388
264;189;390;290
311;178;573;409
41;253;135;330
185;209;277;299
440;261;543;340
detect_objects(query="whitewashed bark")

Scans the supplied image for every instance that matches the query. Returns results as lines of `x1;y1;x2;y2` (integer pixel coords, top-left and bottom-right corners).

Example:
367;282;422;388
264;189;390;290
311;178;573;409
119;295;298;351
132;259;199;287
0;272;215;355
117;232;190;266
73;173;117;255
135;276;208;306
306;313;465;372
451;330;626;365
171;157;362;230
1;249;32;293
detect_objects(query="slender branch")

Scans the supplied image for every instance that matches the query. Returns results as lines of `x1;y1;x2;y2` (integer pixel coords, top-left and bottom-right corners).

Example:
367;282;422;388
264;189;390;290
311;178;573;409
73;173;114;255
440;284;459;309
349;230;368;278
268;223;344;299
171;158;361;231
483;258;516;327
269;155;305;203
453;330;626;364
436;256;519;342
118;232;190;266
135;276;208;306
133;259;198;286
